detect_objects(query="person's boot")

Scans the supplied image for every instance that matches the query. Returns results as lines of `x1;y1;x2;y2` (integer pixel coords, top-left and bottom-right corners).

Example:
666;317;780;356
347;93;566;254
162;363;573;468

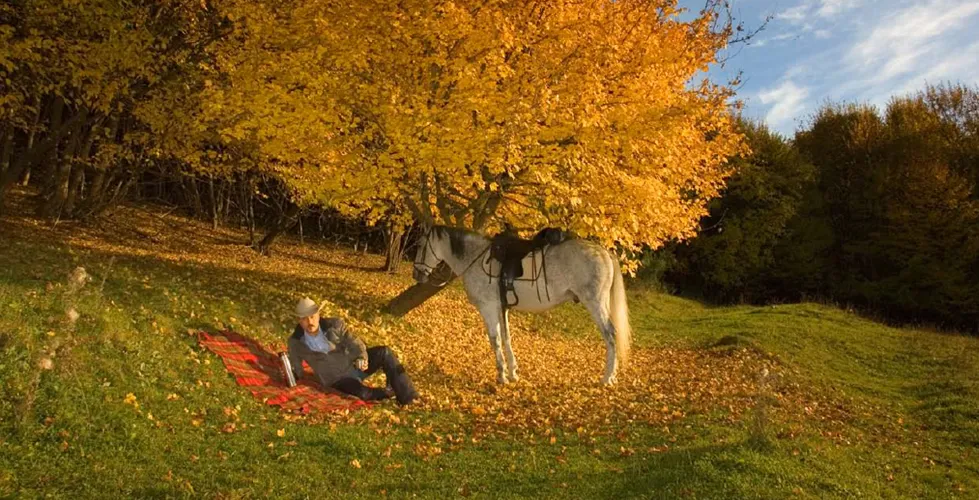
367;386;392;401
389;370;418;406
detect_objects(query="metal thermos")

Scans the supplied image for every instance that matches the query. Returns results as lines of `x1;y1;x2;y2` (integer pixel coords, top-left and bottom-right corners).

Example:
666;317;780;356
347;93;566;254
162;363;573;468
279;352;297;388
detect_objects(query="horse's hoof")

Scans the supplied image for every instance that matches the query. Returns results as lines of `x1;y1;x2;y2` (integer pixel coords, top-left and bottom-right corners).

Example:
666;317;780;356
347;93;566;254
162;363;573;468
497;375;509;385
601;376;616;386
507;373;520;383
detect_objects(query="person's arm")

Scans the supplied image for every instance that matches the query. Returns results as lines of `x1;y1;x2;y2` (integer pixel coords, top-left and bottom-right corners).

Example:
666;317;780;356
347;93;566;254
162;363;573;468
286;336;305;381
326;318;367;363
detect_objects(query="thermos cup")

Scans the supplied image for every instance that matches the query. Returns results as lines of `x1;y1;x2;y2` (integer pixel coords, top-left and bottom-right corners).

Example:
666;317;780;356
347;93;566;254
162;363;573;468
279;352;297;388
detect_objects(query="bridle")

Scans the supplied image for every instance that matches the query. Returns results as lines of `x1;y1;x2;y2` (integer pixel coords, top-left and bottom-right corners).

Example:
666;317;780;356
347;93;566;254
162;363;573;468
413;228;443;276
413;228;491;286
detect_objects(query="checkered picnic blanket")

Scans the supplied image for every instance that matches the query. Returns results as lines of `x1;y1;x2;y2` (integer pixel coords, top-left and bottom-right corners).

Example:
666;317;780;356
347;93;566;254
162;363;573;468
197;330;370;414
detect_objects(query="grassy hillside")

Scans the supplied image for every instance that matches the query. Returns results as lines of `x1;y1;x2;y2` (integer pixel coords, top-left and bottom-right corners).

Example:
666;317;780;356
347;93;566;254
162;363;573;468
1;200;977;498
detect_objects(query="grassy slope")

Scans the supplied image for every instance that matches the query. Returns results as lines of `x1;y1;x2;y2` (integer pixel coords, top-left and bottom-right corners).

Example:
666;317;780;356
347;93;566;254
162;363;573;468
1;202;977;499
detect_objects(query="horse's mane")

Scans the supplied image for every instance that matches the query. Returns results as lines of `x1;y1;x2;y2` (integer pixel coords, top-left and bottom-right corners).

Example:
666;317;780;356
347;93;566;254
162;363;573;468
431;225;487;260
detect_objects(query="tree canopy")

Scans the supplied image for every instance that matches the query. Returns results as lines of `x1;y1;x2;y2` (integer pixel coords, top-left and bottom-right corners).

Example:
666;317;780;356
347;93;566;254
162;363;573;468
197;0;746;265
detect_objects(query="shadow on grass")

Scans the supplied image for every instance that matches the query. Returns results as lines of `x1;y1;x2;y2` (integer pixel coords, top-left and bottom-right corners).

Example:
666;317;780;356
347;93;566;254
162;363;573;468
601;443;758;498
434;441;795;499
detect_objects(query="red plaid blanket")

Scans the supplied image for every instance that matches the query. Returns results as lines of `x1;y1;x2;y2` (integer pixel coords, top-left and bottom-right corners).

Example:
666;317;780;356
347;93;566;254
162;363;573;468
198;330;370;414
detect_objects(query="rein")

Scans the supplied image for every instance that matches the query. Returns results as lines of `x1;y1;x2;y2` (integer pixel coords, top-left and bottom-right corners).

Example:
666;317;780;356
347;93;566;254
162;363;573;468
414;229;491;286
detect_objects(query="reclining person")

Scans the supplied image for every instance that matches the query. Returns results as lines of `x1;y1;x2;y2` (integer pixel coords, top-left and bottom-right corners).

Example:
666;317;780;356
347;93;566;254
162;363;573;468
286;297;418;406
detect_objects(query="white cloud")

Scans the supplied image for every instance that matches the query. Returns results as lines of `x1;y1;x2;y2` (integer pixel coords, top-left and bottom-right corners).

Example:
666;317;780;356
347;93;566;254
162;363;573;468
850;0;979;65
845;0;979;96
814;29;832;39
777;0;863;25
816;0;861;17
776;4;809;24
784;64;810;80
752;31;799;48
758;81;810;130
891;40;979;97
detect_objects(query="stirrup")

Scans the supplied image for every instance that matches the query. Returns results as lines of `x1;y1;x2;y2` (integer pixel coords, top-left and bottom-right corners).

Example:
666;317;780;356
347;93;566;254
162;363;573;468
504;286;518;308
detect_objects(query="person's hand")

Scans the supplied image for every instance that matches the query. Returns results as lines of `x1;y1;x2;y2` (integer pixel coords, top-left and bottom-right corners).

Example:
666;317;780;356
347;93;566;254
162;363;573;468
356;358;368;371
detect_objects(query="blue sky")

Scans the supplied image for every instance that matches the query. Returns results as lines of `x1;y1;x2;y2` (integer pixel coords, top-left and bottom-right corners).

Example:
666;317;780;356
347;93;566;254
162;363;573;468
678;0;979;136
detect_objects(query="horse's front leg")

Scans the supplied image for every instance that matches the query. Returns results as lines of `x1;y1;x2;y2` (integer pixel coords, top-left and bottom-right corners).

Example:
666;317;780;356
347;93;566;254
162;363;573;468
479;305;509;384
500;308;519;382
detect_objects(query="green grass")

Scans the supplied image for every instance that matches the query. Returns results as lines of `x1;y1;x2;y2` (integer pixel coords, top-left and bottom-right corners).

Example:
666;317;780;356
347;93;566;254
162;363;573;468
1;208;978;498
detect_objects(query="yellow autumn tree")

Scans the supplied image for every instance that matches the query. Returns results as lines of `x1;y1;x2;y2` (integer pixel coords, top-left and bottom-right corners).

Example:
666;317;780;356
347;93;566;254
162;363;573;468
338;0;745;258
198;0;745;265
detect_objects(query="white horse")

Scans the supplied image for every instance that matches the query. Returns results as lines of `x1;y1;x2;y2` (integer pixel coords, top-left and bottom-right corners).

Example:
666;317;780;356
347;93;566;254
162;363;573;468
412;226;631;385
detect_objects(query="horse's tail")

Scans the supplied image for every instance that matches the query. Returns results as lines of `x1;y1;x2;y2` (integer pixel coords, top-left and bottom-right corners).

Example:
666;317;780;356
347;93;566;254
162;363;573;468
610;257;631;367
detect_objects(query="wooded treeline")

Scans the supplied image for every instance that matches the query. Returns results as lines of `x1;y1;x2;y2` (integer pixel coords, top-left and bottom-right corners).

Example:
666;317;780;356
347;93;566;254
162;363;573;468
655;84;979;332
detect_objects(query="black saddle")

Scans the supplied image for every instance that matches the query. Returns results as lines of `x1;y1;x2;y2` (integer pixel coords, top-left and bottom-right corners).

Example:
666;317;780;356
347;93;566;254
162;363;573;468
490;227;568;308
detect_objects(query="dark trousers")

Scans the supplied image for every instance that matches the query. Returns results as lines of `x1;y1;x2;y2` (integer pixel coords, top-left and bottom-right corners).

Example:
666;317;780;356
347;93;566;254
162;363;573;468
331;346;417;405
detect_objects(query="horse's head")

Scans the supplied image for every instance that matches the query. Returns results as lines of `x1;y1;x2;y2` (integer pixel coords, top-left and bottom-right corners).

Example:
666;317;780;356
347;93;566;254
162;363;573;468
412;226;443;284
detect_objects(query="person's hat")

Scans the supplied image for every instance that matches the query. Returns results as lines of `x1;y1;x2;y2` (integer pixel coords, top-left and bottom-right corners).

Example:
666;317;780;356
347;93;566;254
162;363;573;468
295;297;320;317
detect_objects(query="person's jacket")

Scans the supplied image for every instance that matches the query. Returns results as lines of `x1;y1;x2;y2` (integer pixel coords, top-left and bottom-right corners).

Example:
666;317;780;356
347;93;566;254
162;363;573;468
287;317;367;387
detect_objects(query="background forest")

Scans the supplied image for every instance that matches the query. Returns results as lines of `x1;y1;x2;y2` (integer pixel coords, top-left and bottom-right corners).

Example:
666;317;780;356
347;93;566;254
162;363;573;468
654;86;979;332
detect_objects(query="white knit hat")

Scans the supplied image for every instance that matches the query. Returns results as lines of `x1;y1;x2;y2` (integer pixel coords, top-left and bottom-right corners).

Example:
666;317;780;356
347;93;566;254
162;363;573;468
295;297;320;317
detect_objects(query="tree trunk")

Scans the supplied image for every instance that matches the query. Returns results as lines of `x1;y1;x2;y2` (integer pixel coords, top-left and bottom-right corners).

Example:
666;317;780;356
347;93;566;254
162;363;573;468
63;123;98;218
62;164;86;218
255;202;301;256
0;98;81;213
46;143;77;219
383;224;406;273
208;175;218;229
184;175;203;217
247;194;256;246
84;168;107;214
76;115;118;218
31;97;66;198
382;262;455;317
45;109;88;219
19;102;44;187
156;169;165;200
243;178;256;245
95;171;136;217
223;182;232;221
0;126;13;177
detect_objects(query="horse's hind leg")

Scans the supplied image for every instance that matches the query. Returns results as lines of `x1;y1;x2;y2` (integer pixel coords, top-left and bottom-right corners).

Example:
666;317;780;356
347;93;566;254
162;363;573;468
500;308;519;382
479;305;509;384
582;293;618;385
